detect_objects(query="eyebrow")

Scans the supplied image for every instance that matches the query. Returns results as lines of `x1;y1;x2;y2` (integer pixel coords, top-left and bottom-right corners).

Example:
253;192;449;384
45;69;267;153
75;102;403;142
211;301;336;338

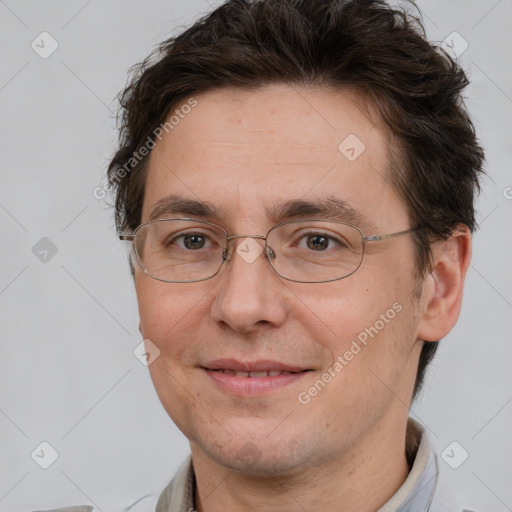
148;193;376;230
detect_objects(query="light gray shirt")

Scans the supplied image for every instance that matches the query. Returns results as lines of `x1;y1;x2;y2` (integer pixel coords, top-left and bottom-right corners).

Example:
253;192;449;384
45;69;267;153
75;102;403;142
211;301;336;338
32;419;477;512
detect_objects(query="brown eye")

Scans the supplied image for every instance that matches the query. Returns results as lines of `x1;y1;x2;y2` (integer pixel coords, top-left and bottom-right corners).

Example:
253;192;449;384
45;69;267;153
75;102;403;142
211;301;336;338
295;231;348;252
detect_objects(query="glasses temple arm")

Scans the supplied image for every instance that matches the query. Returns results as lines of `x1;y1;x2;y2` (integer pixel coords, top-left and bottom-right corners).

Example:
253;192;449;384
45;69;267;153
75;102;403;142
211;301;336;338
362;225;425;242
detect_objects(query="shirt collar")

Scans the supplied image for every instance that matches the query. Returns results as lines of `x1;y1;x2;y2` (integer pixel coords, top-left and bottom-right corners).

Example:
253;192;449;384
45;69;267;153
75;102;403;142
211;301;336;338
156;418;438;512
378;418;439;512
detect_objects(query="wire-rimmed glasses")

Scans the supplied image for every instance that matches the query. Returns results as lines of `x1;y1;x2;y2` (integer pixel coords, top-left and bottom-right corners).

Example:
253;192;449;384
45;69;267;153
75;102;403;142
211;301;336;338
120;218;424;284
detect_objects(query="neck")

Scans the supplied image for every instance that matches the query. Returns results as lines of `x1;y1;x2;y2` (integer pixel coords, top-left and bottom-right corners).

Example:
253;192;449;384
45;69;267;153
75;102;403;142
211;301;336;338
191;415;414;512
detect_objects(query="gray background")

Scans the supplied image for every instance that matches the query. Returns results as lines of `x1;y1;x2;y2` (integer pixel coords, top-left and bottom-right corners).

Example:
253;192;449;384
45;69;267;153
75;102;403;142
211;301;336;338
0;0;511;510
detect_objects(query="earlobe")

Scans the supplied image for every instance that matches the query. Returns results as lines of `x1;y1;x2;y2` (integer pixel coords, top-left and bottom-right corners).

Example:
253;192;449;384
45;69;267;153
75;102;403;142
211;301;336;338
416;225;472;342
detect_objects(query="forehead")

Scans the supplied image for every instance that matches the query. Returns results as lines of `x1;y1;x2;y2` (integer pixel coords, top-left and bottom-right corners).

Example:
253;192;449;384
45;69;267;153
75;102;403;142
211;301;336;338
142;84;406;230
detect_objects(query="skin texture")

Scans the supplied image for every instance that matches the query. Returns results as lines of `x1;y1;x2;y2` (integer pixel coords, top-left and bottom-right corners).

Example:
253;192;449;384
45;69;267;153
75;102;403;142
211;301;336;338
134;83;472;512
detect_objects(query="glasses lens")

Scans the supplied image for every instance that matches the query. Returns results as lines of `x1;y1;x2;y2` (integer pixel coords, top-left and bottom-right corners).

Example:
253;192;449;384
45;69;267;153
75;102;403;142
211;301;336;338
131;219;364;283
133;219;226;282
266;220;364;282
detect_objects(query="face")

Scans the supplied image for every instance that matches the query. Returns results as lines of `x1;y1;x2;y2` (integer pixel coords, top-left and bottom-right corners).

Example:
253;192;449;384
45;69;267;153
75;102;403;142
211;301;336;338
135;84;425;475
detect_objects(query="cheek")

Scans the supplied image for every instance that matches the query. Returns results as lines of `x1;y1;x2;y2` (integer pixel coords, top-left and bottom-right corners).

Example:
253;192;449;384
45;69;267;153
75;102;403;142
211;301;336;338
299;300;416;436
136;279;211;435
135;277;203;359
289;281;380;343
297;275;415;379
136;279;168;339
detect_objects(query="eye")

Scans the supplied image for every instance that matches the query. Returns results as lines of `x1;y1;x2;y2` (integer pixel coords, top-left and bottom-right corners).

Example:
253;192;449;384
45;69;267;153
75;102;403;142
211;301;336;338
296;231;348;252
166;231;213;250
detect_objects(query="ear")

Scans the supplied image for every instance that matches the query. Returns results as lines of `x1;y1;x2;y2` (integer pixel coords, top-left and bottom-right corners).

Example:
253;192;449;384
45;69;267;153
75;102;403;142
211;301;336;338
416;224;472;342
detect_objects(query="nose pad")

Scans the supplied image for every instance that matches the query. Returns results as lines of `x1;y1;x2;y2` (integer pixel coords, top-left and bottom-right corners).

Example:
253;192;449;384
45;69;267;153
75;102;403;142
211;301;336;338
224;239;275;264
223;237;239;262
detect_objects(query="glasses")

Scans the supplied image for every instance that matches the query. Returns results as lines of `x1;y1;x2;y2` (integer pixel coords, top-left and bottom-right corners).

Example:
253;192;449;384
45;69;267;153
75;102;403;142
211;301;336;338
119;218;424;284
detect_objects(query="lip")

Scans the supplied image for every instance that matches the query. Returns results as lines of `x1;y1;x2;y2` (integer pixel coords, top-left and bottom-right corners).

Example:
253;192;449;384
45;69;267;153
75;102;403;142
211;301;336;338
201;359;311;397
203;358;307;373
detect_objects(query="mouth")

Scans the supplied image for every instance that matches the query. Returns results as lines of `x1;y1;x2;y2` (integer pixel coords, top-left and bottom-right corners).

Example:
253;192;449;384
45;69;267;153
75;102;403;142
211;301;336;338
209;369;302;377
201;359;312;396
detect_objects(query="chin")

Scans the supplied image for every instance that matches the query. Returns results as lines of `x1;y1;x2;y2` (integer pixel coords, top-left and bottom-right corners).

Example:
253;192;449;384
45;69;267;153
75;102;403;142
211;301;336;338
196;428;322;478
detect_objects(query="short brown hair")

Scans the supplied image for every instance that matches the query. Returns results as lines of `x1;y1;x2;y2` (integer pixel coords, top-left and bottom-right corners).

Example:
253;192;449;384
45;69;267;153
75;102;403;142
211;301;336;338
106;0;485;400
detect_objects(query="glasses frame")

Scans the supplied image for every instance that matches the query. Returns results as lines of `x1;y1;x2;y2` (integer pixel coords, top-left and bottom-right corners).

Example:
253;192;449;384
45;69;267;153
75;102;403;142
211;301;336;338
120;217;425;284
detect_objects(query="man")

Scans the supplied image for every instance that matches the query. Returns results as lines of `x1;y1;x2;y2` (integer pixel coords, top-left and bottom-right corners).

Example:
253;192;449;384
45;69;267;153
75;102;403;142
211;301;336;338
41;0;485;510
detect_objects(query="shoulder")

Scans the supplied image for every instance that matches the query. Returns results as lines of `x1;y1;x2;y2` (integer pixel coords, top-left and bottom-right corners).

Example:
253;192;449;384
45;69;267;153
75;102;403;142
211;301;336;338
27;491;159;512
430;485;483;512
29;508;93;512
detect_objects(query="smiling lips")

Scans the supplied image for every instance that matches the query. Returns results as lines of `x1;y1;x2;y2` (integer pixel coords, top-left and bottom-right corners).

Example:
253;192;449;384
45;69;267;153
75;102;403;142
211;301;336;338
202;358;311;396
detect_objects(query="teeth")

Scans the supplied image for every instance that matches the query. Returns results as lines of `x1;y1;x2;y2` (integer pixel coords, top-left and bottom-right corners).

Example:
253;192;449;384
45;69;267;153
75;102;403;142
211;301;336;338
249;371;268;377
217;369;296;377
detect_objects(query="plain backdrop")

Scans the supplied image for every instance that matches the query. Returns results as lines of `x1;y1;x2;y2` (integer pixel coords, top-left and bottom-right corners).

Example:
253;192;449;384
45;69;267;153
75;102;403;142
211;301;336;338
0;0;511;511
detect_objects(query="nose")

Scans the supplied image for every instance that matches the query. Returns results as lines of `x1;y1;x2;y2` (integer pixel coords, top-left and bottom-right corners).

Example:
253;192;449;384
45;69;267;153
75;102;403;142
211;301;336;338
209;236;287;333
